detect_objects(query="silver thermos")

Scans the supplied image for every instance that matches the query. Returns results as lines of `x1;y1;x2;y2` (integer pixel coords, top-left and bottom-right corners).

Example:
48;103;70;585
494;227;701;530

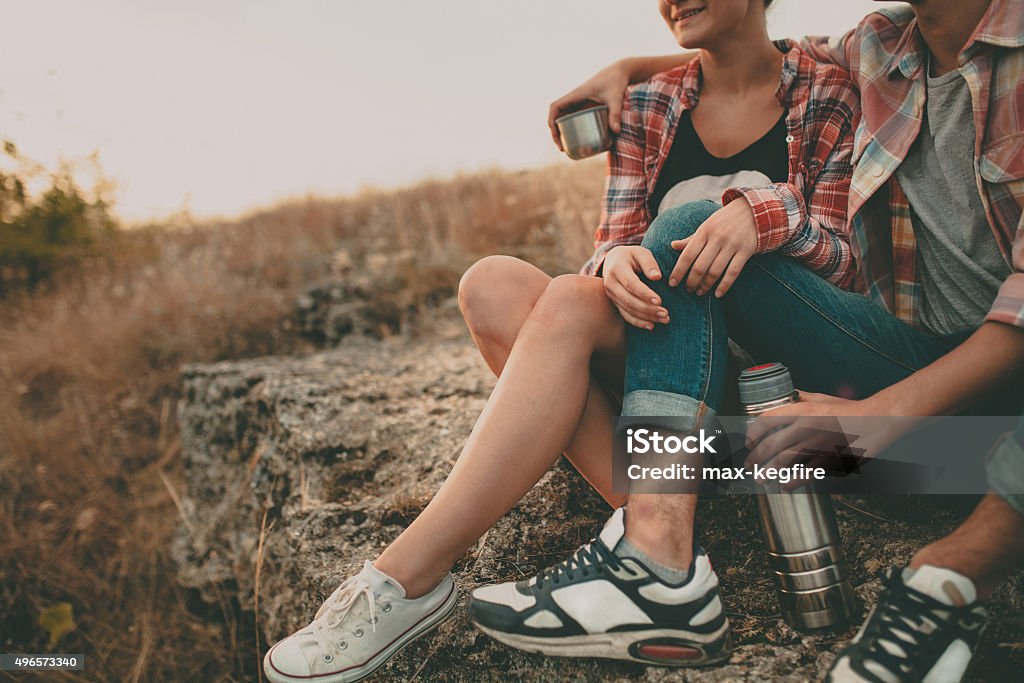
738;363;858;630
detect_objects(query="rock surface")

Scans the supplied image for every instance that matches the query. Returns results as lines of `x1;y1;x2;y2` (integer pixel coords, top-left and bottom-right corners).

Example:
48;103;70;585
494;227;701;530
174;318;1024;681
294;250;459;344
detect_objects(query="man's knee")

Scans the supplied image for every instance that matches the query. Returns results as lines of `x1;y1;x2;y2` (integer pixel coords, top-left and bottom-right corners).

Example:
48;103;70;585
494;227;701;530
640;200;720;264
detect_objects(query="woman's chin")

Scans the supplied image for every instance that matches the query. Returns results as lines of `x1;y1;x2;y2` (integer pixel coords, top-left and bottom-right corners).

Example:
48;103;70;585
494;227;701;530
673;29;711;51
675;38;707;51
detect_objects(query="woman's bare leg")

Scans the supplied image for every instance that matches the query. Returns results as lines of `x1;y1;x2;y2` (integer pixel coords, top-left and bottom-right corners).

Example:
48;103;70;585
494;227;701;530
456;256;627;505
375;270;627;597
456;256;551;375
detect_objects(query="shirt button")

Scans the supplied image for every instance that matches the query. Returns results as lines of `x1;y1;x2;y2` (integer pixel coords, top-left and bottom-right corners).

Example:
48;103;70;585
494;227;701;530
785;135;795;143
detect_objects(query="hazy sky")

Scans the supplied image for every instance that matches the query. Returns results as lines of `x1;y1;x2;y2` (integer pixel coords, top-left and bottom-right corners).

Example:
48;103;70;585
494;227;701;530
2;1;902;222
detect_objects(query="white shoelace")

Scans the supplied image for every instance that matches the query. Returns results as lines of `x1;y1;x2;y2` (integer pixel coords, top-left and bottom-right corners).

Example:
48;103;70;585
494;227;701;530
311;576;378;657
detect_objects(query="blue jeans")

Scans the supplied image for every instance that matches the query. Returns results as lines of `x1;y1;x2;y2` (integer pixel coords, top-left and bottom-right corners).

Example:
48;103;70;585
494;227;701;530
622;200;1024;511
987;418;1024;514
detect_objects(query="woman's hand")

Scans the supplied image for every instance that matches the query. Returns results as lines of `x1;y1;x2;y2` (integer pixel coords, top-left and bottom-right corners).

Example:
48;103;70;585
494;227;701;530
548;60;630;150
669;199;758;298
602;246;670;330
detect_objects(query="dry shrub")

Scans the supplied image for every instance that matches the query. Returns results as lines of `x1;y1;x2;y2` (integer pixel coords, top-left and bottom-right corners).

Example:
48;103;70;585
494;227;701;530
0;160;605;681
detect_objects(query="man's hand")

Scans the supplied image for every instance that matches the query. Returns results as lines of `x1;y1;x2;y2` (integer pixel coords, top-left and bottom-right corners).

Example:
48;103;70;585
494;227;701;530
745;392;913;490
669;199;758;297
602;246;670;330
746;392;864;466
548;60;630;150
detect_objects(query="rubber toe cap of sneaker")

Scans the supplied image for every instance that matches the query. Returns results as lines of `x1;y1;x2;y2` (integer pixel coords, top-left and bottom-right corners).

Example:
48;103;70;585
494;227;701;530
266;638;312;679
469;595;528;632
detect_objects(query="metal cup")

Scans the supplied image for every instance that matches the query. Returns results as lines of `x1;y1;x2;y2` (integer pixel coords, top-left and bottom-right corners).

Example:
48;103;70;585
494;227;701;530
555;104;613;160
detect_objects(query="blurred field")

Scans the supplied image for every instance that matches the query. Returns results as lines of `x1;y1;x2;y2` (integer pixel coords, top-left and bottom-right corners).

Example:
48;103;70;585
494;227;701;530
0;161;605;682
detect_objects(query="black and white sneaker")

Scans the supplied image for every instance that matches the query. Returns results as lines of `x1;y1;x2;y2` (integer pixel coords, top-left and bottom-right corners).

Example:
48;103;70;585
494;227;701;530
468;508;731;667
826;565;987;683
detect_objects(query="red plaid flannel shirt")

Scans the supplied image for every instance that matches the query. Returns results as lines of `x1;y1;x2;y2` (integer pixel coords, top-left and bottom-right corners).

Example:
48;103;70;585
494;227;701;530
802;2;1024;331
581;40;859;289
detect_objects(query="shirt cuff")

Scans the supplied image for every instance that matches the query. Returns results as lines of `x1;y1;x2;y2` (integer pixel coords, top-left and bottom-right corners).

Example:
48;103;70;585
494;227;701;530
984;272;1024;330
580;251;608;277
721;185;803;253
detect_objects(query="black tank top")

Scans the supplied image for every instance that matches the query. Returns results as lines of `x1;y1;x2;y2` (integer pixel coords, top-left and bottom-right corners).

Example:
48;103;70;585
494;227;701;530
649;110;789;218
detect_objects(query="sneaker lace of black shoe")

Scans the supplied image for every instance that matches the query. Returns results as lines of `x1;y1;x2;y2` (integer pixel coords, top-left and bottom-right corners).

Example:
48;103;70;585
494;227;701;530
850;569;984;682
534;539;621;589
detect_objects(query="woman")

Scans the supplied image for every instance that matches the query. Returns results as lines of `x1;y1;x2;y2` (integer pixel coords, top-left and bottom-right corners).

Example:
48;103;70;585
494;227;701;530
264;2;859;680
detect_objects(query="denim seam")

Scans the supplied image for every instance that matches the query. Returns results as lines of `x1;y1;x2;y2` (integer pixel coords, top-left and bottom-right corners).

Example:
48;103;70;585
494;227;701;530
752;261;920;373
699;293;714;405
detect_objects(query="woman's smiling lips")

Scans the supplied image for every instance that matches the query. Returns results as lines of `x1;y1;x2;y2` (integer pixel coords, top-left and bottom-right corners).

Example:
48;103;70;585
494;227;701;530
672;6;705;23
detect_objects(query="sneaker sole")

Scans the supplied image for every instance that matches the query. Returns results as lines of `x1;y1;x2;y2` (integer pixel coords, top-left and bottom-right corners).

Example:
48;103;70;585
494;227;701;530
264;583;459;683
473;622;732;668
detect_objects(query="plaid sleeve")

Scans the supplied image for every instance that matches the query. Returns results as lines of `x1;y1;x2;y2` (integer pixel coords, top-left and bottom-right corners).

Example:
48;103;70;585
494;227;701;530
722;65;858;289
580;88;649;277
799;30;855;71
984;213;1024;330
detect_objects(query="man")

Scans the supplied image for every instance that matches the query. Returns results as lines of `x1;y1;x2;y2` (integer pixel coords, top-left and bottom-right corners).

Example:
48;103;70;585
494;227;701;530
469;2;1024;681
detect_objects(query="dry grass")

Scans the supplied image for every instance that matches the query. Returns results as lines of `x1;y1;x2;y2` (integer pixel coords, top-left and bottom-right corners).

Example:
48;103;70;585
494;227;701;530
0;160;604;681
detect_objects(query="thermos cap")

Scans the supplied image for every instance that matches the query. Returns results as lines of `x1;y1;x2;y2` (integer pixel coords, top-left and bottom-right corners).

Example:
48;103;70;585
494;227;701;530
738;362;794;405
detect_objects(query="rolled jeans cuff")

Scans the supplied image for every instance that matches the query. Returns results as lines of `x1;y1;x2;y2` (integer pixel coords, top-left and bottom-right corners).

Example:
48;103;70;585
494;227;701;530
620;390;714;434
986;429;1024;516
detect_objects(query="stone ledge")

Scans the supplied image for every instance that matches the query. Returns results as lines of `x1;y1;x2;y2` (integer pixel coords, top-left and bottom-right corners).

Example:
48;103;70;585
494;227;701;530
173;328;1024;681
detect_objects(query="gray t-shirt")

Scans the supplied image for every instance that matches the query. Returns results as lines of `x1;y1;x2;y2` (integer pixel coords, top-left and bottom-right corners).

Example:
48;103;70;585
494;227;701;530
894;66;1011;336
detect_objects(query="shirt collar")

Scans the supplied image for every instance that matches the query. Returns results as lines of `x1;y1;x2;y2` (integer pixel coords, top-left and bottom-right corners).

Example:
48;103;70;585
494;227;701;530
886;19;926;80
680;39;803;109
886;0;1024;80
971;0;1024;48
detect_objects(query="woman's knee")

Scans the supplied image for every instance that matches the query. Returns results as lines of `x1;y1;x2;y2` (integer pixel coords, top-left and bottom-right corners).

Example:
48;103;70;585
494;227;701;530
641;200;720;263
458;255;547;343
530;274;614;337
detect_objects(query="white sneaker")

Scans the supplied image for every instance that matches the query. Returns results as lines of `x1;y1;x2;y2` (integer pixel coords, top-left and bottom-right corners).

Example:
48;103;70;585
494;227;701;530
264;561;458;683
825;565;987;683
